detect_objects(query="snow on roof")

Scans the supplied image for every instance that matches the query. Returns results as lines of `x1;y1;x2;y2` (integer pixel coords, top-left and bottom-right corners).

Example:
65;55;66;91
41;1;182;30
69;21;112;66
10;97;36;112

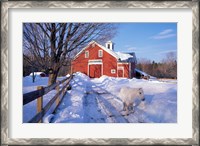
135;69;149;76
115;52;136;62
29;72;46;76
135;69;157;80
115;52;132;60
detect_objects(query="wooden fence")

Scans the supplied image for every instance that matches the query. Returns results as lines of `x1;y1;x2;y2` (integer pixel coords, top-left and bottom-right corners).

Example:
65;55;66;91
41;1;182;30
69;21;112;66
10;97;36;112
23;75;73;123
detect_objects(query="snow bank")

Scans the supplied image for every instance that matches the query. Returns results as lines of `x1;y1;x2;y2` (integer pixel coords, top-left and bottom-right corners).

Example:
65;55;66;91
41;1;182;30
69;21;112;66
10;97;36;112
51;89;85;123
48;72;92;123
92;75;177;123
23;76;68;122
73;72;90;79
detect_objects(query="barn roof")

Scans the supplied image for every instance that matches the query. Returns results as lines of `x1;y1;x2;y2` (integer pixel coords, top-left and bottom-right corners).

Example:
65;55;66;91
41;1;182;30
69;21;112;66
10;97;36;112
73;41;137;63
135;68;149;76
73;41;119;60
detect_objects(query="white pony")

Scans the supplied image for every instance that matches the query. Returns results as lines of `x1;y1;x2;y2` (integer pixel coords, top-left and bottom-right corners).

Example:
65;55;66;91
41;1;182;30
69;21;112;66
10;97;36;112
119;87;145;115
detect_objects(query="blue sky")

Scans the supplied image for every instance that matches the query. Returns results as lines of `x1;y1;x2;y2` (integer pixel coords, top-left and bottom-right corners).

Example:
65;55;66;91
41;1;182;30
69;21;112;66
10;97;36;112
112;23;177;62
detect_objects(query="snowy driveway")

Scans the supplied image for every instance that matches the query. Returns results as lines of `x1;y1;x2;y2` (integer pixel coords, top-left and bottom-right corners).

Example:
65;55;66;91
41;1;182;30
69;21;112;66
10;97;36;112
45;72;177;123
23;72;177;123
50;77;129;123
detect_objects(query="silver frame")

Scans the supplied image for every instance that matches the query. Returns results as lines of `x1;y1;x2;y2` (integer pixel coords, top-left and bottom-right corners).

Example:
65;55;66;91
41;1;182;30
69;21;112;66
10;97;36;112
1;1;199;145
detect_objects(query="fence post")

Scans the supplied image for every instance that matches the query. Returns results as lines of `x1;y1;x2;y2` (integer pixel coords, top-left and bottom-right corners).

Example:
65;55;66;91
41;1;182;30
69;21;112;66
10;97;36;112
62;83;65;98
65;77;70;93
56;81;60;107
37;86;43;123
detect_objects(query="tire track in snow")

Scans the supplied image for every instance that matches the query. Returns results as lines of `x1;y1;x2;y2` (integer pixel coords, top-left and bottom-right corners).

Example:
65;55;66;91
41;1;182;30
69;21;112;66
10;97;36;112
83;84;129;123
83;93;106;123
90;85;129;123
96;94;129;123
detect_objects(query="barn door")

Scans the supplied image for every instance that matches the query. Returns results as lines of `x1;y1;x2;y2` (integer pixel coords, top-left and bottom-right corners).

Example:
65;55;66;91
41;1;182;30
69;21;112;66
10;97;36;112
89;65;102;78
118;70;123;77
118;67;124;77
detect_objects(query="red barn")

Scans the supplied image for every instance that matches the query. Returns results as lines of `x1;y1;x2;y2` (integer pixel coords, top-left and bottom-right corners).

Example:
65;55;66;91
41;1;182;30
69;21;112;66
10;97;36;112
71;41;137;78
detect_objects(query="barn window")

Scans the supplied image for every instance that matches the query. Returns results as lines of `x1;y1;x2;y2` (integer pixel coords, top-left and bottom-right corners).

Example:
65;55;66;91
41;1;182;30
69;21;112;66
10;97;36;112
98;50;103;57
85;51;89;58
107;44;110;49
111;69;116;74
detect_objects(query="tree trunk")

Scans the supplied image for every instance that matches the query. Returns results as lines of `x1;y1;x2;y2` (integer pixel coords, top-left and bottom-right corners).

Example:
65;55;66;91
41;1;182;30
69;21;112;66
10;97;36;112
48;64;60;85
48;70;59;85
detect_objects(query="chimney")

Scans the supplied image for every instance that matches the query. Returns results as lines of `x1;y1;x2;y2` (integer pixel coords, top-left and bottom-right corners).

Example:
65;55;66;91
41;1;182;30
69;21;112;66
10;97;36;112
106;41;114;50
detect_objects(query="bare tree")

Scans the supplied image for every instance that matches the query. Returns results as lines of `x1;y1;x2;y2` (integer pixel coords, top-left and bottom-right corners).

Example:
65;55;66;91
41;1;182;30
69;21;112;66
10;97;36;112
23;23;117;85
136;52;177;79
161;52;177;78
137;58;152;74
23;23;51;82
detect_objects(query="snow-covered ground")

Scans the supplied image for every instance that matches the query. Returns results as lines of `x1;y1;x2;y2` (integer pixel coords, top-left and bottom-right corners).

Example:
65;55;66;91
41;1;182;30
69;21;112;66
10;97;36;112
23;72;177;123
23;75;66;122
